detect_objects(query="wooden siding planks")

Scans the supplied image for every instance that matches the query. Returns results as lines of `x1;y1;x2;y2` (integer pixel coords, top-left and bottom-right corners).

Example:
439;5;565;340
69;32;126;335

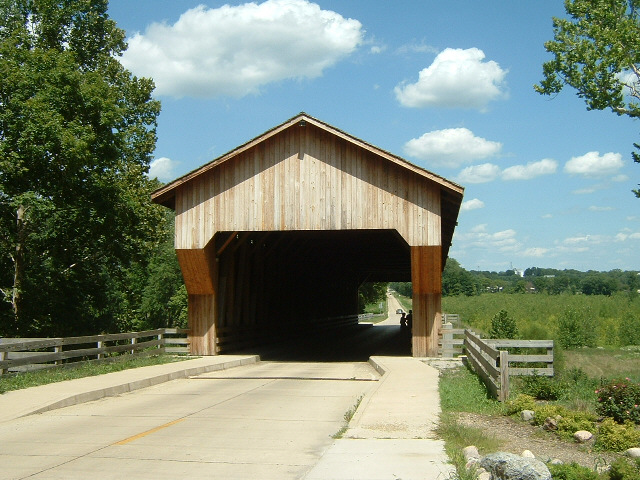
173;124;443;250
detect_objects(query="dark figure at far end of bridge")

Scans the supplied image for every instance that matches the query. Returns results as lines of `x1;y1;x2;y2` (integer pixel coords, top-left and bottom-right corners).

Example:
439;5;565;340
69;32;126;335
400;312;407;328
406;310;413;331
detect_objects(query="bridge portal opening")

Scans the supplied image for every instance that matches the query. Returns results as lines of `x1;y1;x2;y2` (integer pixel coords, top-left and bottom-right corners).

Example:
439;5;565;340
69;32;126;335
210;229;412;359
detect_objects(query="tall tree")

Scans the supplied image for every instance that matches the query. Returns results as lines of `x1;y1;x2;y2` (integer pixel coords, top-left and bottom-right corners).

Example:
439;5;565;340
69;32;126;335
535;0;640;196
0;0;162;336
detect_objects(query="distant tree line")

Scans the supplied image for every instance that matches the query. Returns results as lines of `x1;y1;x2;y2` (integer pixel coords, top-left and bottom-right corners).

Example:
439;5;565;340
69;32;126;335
389;258;640;298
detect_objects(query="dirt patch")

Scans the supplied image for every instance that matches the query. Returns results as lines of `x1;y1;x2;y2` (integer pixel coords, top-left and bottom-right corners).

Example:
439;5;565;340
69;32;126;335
456;411;620;470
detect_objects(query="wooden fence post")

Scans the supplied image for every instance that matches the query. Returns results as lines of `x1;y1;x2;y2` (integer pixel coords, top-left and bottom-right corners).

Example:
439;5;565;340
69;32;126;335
499;350;509;402
442;322;453;358
54;345;62;365
0;351;6;375
97;340;103;360
157;332;163;353
130;337;137;355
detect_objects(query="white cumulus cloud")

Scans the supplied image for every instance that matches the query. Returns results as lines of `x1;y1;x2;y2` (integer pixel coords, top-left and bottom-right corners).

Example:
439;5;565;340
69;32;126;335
121;0;364;98
456;226;519;252
404;128;502;167
394;47;508;109
615;231;640;241
461;198;485;211
564;151;623;177
501;158;557;180
523;247;549;257
148;157;179;182
456;163;501;184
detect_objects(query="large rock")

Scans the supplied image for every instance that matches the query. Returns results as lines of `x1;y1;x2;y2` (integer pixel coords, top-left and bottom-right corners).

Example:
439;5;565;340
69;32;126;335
464;445;481;468
480;452;551;480
463;445;480;462
521;410;535;422
574;430;593;443
626;447;640;458
542;417;557;431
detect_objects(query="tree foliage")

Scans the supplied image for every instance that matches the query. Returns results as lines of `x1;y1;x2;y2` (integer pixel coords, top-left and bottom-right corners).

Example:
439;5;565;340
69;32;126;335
358;282;388;313
442;258;476;296
488;309;518;339
535;0;640;196
0;0;165;336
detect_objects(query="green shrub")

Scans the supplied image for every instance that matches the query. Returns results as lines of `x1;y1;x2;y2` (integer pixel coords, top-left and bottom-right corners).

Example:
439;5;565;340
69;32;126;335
532;404;568;426
618;315;640;347
608;458;640;480
547;462;601;480
558;307;597;349
519;373;566;400
530;404;596;439
557;412;597;438
595;418;640;452
504;393;536;415
596;379;640;424
489;309;518;339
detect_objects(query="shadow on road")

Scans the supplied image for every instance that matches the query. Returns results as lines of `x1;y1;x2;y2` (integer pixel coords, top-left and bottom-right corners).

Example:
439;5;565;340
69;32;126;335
235;323;411;362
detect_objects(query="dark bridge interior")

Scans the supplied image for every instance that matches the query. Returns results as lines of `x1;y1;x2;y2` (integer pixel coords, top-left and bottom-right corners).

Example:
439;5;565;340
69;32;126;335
214;229;412;357
235;324;411;362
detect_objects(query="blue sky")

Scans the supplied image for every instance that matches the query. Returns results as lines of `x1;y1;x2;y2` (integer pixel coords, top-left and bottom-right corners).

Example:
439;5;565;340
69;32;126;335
108;0;640;273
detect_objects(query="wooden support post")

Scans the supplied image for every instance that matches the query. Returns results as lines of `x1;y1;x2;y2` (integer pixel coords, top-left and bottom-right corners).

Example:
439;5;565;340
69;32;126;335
131;337;137;355
54;345;62;365
410;246;442;357
176;239;219;356
188;294;218;355
97;340;103;360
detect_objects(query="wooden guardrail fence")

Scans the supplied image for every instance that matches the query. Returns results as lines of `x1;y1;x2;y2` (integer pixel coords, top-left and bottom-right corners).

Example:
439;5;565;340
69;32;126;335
439;323;465;357
463;330;554;401
0;328;189;376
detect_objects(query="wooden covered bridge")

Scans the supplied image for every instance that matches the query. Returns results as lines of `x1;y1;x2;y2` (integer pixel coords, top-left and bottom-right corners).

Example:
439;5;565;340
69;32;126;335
152;113;463;357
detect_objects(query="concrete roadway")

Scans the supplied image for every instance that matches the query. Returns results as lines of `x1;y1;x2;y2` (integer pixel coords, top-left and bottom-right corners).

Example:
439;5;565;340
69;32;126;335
1;362;380;479
1;316;454;479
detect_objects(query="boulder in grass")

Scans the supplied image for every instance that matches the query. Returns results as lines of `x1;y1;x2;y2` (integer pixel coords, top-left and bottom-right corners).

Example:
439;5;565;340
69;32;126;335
573;430;593;443
480;452;551;480
521;410;535;422
626;447;640;458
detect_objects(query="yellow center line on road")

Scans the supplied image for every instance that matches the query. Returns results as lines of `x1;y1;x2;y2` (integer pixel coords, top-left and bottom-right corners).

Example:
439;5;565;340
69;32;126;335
113;418;186;445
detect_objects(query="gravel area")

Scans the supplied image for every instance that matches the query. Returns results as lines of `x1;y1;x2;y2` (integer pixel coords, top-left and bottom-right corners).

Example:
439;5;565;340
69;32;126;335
456;411;620;470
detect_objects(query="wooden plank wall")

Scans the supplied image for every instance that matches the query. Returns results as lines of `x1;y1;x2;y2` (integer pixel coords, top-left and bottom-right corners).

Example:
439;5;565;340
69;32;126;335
173;123;441;250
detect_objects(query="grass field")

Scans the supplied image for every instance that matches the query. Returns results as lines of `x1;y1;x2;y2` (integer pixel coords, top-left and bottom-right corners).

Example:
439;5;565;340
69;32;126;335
562;347;640;383
442;292;640;347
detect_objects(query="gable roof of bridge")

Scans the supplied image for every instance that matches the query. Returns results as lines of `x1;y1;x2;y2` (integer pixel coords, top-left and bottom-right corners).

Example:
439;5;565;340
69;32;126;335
152;112;463;208
151;112;463;257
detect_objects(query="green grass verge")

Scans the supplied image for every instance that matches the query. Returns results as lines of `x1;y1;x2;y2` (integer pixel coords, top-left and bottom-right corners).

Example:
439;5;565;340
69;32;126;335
437;365;504;478
0;353;193;395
